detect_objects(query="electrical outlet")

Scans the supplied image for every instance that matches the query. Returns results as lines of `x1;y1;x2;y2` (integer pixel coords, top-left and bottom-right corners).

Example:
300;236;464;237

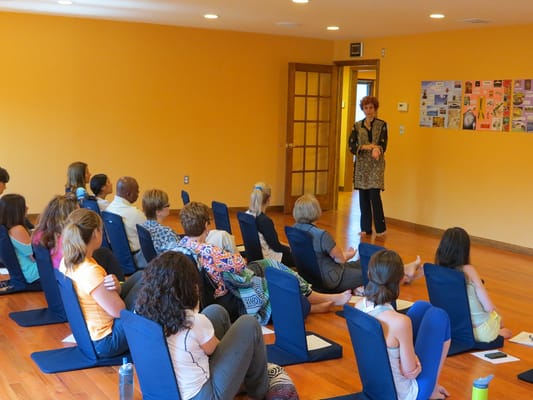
184;175;189;184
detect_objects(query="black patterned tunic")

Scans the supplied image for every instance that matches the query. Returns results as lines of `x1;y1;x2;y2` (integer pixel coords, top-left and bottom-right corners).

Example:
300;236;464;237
349;118;388;190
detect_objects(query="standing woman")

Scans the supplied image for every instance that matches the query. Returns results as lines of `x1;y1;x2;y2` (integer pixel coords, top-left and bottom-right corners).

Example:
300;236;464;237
0;194;39;284
65;161;91;201
349;96;388;236
247;182;295;267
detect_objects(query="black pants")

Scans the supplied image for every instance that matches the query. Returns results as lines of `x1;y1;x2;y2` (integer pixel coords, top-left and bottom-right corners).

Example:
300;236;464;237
359;188;386;234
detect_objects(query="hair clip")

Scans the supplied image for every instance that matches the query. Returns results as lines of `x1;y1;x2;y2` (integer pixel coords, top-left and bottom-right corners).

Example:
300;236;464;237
253;186;263;191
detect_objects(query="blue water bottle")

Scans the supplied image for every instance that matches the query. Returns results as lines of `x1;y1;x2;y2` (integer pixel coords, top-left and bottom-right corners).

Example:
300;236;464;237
119;357;134;400
471;374;494;400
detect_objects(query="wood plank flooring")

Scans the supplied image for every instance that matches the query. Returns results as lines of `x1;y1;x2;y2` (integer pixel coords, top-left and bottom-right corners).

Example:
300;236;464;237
1;191;532;399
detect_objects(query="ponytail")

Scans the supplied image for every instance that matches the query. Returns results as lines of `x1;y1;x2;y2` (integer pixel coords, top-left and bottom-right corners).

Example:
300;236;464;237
62;208;101;270
248;182;271;216
365;250;404;305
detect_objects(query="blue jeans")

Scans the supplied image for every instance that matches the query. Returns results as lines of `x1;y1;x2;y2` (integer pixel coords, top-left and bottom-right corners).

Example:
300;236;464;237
92;270;144;357
191;304;269;400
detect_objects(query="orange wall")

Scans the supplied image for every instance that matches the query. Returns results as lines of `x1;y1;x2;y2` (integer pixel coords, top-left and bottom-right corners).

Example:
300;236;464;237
334;24;533;248
0;12;333;213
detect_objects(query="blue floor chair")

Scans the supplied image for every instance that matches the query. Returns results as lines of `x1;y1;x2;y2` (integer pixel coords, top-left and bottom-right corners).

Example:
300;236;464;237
31;270;128;373
264;266;342;366
0;225;41;294
121;310;182;400
424;262;504;356
136;224;157;263
323;305;397;400
9;244;67;326
101;211;137;275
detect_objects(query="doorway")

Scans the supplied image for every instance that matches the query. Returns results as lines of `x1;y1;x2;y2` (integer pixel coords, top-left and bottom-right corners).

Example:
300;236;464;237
335;60;380;196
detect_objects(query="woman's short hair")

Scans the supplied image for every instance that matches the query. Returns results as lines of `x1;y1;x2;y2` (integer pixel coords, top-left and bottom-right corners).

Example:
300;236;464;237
135;251;200;336
0;193;26;229
62;208;101;270
66;161;88;191
365;249;404;305
179;202;210;237
248;182;271;216
360;96;379;111
35;194;79;250
435;227;470;269
90;174;108;197
142;189;169;219
293;193;322;224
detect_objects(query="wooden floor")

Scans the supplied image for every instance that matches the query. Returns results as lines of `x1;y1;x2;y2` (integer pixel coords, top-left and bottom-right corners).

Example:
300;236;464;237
1;191;532;399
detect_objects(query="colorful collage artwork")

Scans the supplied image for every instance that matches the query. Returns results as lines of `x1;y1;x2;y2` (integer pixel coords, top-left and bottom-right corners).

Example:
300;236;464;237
512;79;533;132
419;81;462;129
462;80;511;131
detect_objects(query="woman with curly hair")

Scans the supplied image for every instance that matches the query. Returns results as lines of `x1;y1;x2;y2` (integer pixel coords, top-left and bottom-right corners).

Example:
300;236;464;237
135;251;269;400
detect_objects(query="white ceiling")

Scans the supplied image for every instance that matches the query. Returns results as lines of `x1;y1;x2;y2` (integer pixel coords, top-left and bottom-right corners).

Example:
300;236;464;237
2;0;533;40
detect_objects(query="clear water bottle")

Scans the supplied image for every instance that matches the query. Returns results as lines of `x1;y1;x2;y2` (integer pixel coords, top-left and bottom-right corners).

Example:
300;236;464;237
471;374;494;400
118;357;134;400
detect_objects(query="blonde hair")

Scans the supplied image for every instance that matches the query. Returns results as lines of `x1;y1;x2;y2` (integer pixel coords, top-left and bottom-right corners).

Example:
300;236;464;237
62;208;101;270
293;193;322;224
142;189;169;219
248;182;271;217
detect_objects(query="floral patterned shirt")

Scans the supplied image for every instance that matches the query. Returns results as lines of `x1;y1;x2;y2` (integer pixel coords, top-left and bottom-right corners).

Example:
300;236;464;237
177;236;246;297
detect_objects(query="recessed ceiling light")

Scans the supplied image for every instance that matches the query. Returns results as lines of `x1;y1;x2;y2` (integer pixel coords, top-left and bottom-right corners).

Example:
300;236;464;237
292;0;309;4
57;0;73;5
204;14;219;20
327;26;340;31
430;13;445;19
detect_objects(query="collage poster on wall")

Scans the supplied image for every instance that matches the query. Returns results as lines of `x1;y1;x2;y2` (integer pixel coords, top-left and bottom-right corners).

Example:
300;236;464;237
511;79;533;132
419;80;462;128
462;80;511;131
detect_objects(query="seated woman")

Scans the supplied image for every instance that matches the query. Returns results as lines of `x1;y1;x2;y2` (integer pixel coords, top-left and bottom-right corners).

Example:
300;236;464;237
355;250;450;400
32;194;124;281
435;227;512;342
59;208;142;357
141;189;181;254
246;182;295;267
175;202;351;322
65;161;91;202
135;251;269;400
0;194;39;285
292;193;363;292
89;174;113;211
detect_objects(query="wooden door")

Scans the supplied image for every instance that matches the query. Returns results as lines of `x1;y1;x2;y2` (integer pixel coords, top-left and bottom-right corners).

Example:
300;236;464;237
284;63;338;213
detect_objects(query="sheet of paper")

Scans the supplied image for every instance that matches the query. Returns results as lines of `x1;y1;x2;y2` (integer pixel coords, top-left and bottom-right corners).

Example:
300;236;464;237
349;295;363;304
62;334;76;344
470;350;520;364
306;334;331;351
396;299;414;311
0;268;8;275
509;331;533;347
262;326;274;335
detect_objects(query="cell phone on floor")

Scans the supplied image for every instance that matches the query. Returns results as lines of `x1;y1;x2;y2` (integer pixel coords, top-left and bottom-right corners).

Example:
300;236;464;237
485;351;507;359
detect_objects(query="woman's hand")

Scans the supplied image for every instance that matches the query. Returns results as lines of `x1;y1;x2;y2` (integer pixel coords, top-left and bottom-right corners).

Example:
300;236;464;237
103;274;121;294
371;146;382;160
401;356;422;379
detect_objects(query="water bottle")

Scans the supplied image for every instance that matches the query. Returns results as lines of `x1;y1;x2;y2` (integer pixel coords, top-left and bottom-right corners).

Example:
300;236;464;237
471;374;494;400
118;357;134;400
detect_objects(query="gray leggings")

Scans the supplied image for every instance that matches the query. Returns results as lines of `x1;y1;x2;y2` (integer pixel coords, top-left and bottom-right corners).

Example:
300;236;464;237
192;304;269;400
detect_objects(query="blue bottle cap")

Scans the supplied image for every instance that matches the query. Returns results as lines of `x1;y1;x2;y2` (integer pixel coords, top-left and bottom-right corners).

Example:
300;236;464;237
473;374;494;389
122;357;128;365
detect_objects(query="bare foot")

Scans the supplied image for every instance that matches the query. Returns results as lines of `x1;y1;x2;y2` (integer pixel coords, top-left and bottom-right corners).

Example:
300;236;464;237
310;301;333;313
429;384;449;399
333;290;352;306
404;256;423;284
500;327;513;338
